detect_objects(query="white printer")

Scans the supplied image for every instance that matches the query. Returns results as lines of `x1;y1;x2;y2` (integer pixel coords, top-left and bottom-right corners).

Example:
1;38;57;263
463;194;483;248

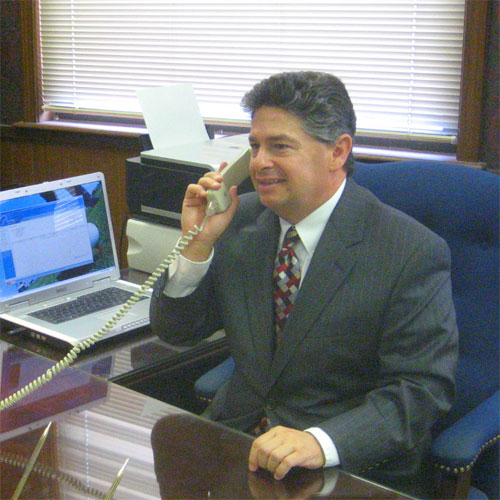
125;133;253;272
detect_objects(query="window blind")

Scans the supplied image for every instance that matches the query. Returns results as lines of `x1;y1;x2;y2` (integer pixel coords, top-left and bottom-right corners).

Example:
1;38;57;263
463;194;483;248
39;0;465;140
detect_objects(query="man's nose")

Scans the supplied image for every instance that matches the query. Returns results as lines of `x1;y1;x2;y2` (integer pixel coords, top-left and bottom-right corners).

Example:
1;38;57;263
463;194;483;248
251;148;272;170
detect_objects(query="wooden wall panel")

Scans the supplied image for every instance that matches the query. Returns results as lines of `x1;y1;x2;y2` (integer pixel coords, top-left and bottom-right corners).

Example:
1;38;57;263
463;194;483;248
0;127;143;266
1;138;36;188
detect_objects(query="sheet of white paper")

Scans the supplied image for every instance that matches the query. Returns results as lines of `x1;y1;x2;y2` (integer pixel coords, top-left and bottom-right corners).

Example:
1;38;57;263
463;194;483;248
137;84;209;149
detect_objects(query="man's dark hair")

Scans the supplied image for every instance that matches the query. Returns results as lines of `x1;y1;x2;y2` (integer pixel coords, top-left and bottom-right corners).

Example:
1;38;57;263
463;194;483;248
241;71;357;173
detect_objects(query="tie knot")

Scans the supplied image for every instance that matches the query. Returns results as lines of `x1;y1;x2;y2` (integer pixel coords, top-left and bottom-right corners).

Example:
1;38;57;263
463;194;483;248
283;226;299;249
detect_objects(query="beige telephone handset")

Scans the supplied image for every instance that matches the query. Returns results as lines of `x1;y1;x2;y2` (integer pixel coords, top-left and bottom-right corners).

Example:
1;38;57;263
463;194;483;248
206;146;251;213
0;147;252;411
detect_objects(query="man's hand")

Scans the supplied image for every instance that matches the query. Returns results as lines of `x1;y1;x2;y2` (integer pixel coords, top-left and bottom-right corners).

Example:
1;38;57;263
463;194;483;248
180;165;239;262
248;426;326;480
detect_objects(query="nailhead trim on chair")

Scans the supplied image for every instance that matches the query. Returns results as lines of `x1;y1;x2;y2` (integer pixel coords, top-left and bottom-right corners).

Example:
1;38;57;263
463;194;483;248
432;434;500;475
362;457;391;472
196;395;213;404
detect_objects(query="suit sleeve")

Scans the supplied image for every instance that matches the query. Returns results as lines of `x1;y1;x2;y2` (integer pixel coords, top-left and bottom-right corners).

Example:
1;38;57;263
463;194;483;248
149;264;223;346
319;235;458;473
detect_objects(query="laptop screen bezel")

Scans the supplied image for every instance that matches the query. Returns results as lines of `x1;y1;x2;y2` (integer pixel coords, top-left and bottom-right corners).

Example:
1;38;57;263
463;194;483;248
0;172;121;313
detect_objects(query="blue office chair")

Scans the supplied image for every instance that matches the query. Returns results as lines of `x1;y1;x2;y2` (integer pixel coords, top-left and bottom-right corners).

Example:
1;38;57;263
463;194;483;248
194;160;499;499
194;356;235;404
351;161;499;500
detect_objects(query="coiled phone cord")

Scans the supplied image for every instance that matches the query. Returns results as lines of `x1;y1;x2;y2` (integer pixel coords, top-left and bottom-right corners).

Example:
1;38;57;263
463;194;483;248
0;206;216;411
0;451;107;499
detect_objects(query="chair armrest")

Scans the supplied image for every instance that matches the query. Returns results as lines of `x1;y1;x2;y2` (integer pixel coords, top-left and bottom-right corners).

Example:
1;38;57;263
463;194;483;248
430;391;499;474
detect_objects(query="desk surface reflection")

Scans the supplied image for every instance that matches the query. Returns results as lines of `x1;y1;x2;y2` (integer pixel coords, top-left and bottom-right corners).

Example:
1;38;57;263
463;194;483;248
0;343;414;499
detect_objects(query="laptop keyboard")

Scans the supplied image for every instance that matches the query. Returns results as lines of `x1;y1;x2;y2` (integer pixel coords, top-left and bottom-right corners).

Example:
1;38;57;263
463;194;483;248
28;287;147;324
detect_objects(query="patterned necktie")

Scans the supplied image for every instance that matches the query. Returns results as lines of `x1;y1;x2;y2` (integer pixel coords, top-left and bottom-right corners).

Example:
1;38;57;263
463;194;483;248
273;226;301;341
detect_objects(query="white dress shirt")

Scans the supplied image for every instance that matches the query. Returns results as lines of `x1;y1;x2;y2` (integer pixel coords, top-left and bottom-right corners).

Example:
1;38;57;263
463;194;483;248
163;180;346;467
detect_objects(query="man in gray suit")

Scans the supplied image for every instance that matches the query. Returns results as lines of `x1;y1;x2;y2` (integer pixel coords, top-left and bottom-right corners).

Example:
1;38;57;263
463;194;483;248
150;71;458;493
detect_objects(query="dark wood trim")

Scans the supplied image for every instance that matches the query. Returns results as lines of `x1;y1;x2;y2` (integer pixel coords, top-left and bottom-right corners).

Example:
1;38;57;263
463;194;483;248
19;0;40;122
456;0;489;162
2;122;486;168
1;122;143;148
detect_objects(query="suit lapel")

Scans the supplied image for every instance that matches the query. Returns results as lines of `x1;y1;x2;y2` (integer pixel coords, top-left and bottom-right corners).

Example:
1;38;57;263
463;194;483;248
269;180;369;383
241;208;280;381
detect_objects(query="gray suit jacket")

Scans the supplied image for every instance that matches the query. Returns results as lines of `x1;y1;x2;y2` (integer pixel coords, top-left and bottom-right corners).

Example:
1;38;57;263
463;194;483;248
150;178;458;482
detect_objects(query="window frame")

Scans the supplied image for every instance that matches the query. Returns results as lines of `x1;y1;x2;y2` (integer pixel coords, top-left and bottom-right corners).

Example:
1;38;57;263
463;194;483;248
19;0;488;163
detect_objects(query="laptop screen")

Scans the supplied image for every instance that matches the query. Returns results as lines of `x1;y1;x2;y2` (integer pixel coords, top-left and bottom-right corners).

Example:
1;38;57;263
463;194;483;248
0;177;115;302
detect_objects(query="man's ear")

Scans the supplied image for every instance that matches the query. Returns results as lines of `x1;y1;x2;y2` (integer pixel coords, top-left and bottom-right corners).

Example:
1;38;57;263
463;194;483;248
330;134;353;171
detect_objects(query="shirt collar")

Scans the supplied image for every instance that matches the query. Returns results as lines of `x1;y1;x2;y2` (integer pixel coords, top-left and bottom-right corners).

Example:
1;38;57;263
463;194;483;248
279;179;346;256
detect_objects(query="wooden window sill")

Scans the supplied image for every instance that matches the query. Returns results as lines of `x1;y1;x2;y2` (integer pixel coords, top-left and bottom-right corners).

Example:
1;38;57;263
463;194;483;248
5;120;484;168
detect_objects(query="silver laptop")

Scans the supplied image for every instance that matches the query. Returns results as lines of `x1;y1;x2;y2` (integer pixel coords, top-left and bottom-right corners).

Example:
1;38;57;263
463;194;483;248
0;172;151;348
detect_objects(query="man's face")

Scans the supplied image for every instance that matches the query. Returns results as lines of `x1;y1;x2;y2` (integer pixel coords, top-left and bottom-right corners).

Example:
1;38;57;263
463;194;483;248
248;106;348;224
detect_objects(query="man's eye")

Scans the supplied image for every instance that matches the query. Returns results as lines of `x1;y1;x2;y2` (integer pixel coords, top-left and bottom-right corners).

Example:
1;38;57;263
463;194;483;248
272;143;289;150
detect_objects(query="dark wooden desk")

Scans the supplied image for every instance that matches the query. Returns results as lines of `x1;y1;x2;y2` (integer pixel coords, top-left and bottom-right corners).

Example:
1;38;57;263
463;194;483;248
0;344;415;500
151;414;416;500
0;319;228;415
0;268;230;413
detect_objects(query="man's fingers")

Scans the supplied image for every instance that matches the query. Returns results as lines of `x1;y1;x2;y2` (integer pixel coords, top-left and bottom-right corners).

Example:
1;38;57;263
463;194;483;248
249;427;290;472
273;450;302;480
248;427;325;480
249;430;279;472
253;443;307;480
198;172;223;191
262;442;294;474
183;183;207;205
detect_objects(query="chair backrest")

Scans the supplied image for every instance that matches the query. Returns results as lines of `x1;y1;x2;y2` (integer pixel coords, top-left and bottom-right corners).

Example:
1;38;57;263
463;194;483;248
353;161;500;429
